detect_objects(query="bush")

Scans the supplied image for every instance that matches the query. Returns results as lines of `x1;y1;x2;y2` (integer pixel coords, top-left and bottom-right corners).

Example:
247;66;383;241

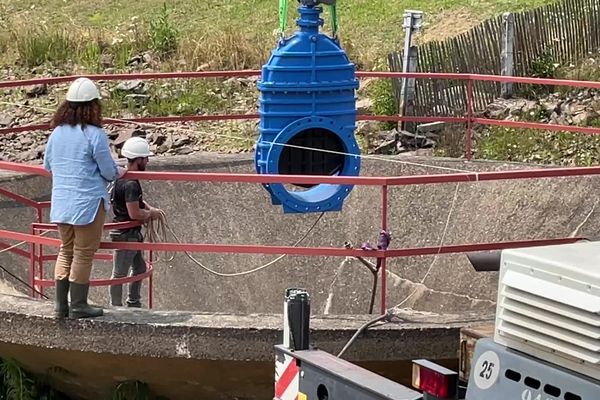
149;3;179;57
521;49;557;99
368;78;397;131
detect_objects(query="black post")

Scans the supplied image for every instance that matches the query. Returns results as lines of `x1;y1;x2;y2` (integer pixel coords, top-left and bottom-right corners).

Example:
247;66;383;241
285;288;311;351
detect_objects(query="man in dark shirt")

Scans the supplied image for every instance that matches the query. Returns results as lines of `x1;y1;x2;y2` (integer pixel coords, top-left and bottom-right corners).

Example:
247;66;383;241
109;137;161;307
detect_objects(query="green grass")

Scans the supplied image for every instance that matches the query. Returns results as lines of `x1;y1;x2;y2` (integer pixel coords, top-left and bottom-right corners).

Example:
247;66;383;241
0;0;558;72
102;79;257;117
476;126;600;166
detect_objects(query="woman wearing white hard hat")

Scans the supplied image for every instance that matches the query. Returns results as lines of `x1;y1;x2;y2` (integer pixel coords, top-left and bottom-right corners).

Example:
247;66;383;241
43;77;126;319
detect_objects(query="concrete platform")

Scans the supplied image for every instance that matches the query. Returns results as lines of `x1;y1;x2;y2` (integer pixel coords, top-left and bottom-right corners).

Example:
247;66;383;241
0;292;492;399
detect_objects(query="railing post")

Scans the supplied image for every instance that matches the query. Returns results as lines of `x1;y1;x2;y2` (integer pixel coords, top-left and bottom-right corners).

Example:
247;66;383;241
29;225;36;298
501;12;515;99
148;250;153;309
36;208;44;297
466;79;474;161
400;10;424;132
380;185;388;314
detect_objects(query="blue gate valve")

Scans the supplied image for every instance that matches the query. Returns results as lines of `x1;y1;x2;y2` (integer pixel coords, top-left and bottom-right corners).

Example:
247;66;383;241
255;0;361;214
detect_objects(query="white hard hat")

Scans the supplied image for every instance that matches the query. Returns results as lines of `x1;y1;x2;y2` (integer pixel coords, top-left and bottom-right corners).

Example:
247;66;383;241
121;136;153;159
66;77;101;102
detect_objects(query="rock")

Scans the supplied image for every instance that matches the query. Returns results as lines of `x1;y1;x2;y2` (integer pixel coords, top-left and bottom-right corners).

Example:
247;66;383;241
399;130;429;148
519;100;539;115
142;51;156;65
17;149;38;161
26;84;47;98
378;129;398;142
127;54;144;66
100;54;114;69
157;143;170;154
549;111;566;125
113;128;145;148
485;100;510;119
20;136;33;146
356;98;373;115
572;110;596;126
176;146;194;155
567;103;587;116
373;139;397;154
123;94;150;106
173;137;191;148
148;131;167;146
115;80;146;94
540;100;560;114
0;115;13;127
356;120;379;135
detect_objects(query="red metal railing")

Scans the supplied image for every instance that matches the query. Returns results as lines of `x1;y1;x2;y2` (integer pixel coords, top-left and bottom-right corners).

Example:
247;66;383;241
0;190;155;306
0;70;598;314
2;70;599;160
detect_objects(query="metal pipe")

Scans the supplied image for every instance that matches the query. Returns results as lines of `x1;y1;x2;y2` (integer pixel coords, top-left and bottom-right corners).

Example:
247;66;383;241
380;185;388;314
466;79;474;161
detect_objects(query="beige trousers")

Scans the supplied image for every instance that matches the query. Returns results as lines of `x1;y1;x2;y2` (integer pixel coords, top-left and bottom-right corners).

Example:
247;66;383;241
54;200;106;284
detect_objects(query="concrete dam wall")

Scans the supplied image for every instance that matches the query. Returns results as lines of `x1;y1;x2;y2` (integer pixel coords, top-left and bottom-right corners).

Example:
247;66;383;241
1;154;599;316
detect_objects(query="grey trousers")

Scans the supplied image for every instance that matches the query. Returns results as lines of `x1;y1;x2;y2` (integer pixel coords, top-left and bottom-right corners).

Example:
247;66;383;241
109;229;147;306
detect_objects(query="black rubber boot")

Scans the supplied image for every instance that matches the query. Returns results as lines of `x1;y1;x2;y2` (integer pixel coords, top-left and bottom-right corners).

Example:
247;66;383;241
69;282;103;319
54;279;69;318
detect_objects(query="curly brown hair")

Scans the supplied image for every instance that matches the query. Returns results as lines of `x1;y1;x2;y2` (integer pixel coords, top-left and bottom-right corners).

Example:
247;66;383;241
50;99;103;129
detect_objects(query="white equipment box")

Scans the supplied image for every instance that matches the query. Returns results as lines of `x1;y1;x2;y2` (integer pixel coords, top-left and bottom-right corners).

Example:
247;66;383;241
494;240;600;381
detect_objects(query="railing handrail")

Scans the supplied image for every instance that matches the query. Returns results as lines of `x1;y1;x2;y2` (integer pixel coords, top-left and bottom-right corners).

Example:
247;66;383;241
2;160;600;187
1;70;599;89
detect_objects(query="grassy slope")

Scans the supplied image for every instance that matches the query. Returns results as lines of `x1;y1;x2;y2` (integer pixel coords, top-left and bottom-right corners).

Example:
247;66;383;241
2;0;576;161
0;0;555;68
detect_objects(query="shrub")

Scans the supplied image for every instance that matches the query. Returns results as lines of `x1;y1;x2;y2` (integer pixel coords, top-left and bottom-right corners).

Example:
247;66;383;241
149;3;179;57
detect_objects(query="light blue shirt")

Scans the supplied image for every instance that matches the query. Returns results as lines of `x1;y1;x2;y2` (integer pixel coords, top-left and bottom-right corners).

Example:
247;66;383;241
43;124;118;225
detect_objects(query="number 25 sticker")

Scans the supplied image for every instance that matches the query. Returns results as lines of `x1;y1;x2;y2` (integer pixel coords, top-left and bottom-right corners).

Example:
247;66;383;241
473;350;501;390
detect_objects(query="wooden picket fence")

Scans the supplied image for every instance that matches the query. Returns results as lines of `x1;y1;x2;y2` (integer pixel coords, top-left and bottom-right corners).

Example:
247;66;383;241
389;0;600;117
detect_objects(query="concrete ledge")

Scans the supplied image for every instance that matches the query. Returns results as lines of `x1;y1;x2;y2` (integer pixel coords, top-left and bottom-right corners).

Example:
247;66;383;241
0;293;492;362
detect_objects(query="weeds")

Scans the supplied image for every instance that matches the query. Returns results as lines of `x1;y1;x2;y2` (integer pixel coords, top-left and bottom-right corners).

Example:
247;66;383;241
557;56;600;86
112;380;150;400
0;30;8;55
79;35;108;73
0;358;70;400
13;28;75;68
368;77;397;131
433;124;466;158
149;3;179;57
102;79;239;118
178;28;269;71
1;358;36;400
476;126;600;166
521;48;558;99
